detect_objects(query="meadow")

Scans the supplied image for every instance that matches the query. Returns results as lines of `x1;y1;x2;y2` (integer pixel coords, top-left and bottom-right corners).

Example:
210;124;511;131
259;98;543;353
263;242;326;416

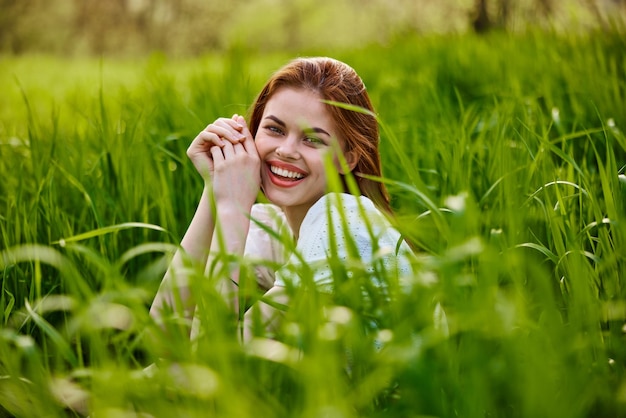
1;30;625;417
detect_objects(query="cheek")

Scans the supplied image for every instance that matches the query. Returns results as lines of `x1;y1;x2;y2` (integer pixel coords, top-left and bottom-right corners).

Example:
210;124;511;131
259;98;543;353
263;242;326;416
253;135;270;156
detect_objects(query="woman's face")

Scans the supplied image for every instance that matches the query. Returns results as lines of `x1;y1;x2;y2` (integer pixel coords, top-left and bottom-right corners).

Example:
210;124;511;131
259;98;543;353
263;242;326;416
254;87;354;220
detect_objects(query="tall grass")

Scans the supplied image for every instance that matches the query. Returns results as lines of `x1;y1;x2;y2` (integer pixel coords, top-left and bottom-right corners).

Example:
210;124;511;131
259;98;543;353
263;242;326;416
1;31;625;417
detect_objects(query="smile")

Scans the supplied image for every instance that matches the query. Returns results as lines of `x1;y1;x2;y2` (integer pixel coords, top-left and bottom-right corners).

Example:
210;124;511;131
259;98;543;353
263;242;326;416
265;162;307;188
269;165;305;180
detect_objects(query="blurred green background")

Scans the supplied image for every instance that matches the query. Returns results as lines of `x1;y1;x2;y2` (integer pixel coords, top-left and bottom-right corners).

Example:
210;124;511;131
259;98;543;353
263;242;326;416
1;0;625;56
1;1;626;417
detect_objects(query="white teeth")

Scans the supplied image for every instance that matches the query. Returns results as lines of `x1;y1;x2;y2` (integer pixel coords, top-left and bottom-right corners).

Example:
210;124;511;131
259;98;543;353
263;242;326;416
270;165;304;179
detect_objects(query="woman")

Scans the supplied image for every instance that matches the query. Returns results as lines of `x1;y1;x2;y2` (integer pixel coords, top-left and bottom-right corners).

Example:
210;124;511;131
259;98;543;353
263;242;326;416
150;57;413;342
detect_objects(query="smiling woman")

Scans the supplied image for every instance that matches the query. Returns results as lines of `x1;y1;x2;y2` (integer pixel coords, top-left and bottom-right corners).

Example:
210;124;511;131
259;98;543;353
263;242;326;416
255;87;357;233
149;57;414;345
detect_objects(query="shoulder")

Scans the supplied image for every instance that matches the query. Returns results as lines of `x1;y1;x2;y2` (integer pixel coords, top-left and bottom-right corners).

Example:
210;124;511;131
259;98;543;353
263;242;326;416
314;192;376;211
299;193;386;236
246;203;288;258
251;202;285;225
297;193;400;256
276;193;414;288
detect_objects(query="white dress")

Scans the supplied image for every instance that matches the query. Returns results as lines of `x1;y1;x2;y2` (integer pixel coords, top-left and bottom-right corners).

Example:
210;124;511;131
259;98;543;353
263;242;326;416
246;192;414;291
191;193;415;342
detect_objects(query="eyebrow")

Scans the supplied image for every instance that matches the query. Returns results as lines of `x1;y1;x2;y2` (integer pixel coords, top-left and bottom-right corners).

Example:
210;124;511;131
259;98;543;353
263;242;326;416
264;115;331;137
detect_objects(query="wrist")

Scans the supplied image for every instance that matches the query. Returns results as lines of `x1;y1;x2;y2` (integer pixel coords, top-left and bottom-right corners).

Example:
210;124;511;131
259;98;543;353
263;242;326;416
215;203;252;222
215;201;253;218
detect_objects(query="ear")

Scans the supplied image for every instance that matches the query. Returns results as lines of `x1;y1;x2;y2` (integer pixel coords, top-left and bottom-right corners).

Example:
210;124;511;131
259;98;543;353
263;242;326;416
339;149;359;174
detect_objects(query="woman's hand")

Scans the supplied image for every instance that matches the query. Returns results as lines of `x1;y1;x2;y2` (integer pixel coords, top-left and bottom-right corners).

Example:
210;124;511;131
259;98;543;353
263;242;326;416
152;116;255;327
210;115;261;213
187;115;248;183
205;115;261;307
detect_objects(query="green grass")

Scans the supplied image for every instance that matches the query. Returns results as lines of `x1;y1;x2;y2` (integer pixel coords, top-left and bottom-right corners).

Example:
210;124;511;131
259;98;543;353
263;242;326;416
1;30;625;417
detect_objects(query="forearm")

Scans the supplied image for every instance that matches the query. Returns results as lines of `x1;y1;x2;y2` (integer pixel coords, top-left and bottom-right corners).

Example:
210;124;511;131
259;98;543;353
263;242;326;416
206;202;253;313
242;286;288;343
150;187;215;323
151;111;258;329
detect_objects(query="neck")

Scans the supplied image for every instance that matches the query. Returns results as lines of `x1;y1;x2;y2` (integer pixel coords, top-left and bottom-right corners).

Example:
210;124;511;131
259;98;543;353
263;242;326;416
282;205;309;242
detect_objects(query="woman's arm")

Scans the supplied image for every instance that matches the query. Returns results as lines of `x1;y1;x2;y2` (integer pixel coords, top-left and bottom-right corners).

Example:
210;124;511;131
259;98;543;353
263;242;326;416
150;115;250;326
149;188;215;324
242;286;289;343
205;115;261;313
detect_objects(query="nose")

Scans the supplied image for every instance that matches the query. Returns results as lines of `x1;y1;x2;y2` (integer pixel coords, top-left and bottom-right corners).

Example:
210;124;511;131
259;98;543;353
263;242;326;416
275;135;300;159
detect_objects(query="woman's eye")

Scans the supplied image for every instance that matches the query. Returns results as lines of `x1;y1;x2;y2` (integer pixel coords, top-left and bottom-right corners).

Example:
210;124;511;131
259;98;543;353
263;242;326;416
264;125;283;135
304;136;325;146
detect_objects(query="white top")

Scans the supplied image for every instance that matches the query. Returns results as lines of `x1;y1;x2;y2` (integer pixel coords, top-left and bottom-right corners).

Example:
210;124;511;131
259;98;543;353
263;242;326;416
245;193;413;291
244;203;291;290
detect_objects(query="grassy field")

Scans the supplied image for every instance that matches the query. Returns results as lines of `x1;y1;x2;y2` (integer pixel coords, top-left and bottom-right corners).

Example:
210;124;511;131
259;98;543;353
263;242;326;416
1;30;625;417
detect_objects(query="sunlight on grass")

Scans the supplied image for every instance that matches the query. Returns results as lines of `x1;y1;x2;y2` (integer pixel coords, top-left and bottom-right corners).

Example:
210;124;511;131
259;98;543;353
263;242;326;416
1;30;625;417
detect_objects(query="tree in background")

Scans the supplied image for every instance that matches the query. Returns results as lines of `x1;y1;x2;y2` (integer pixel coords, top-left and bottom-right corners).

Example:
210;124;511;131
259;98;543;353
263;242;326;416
472;0;551;32
0;0;624;56
471;0;626;32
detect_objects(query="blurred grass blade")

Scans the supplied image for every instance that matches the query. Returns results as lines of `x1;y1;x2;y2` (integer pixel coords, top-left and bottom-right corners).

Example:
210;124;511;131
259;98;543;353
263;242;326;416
23;299;78;368
53;223;170;245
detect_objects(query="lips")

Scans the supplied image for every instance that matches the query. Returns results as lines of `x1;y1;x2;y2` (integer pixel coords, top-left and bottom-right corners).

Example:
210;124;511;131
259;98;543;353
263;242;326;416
266;161;307;187
270;165;304;179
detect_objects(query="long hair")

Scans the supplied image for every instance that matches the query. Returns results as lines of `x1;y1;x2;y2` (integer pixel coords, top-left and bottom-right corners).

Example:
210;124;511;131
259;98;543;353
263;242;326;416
248;57;391;214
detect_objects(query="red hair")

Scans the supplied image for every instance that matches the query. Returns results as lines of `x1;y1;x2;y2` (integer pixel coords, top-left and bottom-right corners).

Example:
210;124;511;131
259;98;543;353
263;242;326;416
248;57;391;213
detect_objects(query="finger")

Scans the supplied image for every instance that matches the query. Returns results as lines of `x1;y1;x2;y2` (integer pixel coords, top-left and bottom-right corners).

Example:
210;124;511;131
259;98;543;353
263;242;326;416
207;118;246;143
235;115;257;155
208;116;244;131
192;131;224;148
215;116;246;135
205;124;241;144
232;142;245;155
220;140;236;159
210;143;225;163
234;115;249;135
